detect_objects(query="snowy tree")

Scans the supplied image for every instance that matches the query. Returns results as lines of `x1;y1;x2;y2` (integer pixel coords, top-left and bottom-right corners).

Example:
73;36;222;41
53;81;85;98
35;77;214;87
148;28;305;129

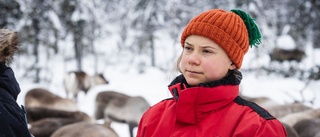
0;0;22;28
1;0;319;81
17;0;58;83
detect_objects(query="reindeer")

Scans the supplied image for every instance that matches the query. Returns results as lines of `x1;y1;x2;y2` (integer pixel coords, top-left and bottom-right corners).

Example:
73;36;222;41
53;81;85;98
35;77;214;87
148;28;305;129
25;88;78;111
25;107;91;123
269;48;305;62
240;95;280;108
240;94;313;119
264;102;312;118
64;71;109;102
94;91;150;137
280;108;320;126
293;118;320;137
27;107;92;137
29;118;84;137
282;122;300;137
51;121;119;137
316;132;320;137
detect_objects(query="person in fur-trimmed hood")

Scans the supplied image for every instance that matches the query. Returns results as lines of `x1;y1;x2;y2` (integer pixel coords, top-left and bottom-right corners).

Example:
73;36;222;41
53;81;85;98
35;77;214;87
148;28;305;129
0;29;32;137
137;9;287;137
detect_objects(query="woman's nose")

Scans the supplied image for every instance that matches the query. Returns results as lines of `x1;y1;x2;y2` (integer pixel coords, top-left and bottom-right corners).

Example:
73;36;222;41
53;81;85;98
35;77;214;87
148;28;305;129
188;53;200;65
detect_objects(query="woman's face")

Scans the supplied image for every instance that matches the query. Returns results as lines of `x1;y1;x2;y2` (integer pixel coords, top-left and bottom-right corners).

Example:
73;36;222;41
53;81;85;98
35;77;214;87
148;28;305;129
181;35;235;86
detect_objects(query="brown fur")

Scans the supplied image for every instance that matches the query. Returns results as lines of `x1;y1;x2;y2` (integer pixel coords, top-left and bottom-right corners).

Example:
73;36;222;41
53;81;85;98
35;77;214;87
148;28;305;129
64;71;109;102
73;71;88;92
51;121;119;137
95;91;150;137
269;48;305;62
282;122;300;137
29;118;85;137
25;88;78;111
241;95;312;119
29;118;78;137
315;132;320;137
25;107;91;123
0;29;19;63
240;95;280;108
265;103;312;118
280;108;320;126
95;91;129;120
293;118;320;137
27;108;92;137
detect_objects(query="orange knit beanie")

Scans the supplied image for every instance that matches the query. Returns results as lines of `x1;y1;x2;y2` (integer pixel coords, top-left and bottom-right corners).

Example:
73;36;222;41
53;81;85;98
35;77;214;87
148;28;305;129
180;9;261;69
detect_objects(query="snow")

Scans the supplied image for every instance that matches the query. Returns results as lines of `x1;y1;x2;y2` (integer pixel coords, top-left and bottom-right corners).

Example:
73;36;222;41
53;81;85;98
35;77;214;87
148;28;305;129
12;24;320;137
276;34;296;50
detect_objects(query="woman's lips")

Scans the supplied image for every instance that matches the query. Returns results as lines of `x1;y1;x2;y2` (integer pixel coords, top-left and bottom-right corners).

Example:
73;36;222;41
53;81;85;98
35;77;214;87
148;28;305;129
186;70;202;74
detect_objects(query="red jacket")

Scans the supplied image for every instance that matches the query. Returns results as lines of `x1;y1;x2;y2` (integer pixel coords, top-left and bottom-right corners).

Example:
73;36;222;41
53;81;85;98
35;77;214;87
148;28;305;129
137;73;287;137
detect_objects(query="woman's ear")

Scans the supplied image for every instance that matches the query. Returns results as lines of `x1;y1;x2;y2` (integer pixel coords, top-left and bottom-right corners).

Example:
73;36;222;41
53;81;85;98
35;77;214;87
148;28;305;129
229;63;236;70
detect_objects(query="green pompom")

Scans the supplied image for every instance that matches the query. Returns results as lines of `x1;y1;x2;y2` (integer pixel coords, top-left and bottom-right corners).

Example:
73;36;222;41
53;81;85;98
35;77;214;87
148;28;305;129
231;9;261;48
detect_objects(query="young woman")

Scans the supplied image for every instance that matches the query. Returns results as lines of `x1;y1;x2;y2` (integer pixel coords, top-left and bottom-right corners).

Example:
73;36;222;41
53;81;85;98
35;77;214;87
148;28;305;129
136;9;287;137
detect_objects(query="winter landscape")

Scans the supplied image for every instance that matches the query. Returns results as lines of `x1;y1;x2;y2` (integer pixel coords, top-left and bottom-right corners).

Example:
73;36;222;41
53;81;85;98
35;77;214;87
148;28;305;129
13;33;320;137
1;0;320;137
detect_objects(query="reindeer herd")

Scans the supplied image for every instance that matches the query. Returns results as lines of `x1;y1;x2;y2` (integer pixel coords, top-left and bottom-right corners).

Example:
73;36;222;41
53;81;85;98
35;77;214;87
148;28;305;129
24;71;150;137
23;70;320;137
242;95;320;137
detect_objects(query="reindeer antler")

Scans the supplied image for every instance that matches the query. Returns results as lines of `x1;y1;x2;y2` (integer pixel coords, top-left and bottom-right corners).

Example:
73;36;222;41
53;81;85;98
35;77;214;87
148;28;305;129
0;29;19;63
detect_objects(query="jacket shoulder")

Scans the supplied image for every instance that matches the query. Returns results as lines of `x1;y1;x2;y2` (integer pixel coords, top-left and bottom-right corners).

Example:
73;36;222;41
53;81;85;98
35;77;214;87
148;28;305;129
233;96;275;120
149;97;174;110
142;97;174;117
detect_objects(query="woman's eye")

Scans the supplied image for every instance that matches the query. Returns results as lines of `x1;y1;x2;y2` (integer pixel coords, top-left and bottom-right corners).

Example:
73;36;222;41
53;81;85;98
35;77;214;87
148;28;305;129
203;49;212;53
184;46;192;51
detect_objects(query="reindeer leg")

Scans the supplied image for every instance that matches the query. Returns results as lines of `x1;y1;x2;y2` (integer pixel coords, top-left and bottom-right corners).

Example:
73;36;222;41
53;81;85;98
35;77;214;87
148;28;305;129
129;123;134;137
128;122;137;137
73;92;78;103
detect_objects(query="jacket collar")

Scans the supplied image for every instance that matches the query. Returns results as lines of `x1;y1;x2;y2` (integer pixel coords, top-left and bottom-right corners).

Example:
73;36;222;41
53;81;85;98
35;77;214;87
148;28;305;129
168;70;241;124
0;63;21;101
